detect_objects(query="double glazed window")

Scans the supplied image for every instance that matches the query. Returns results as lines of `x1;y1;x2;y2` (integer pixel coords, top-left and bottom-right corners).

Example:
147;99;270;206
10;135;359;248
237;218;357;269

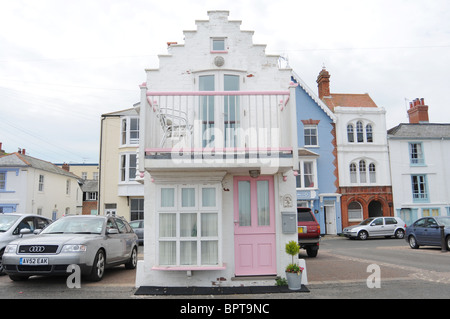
409;143;425;165
157;184;220;267
411;175;428;202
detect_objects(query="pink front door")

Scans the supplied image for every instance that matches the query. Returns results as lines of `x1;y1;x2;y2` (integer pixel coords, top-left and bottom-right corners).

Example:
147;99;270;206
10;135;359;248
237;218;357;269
233;176;276;276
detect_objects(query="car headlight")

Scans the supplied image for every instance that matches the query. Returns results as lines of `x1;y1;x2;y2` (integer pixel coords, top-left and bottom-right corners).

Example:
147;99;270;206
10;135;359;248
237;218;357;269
4;244;17;254
62;245;87;253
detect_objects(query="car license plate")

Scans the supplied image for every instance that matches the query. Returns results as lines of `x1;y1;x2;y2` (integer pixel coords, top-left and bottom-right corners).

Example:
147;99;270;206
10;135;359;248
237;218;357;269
20;257;49;265
298;226;306;233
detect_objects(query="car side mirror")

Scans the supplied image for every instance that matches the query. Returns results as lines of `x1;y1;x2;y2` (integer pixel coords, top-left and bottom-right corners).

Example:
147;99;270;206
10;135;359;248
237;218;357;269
107;228;119;235
19;228;31;237
33;229;43;235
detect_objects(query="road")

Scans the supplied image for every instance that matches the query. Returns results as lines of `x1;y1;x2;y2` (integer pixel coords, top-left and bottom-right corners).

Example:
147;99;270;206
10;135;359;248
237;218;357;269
1;237;450;299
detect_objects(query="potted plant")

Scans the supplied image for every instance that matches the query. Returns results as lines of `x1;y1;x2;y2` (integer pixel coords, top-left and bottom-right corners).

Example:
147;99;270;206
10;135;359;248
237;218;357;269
285;240;304;290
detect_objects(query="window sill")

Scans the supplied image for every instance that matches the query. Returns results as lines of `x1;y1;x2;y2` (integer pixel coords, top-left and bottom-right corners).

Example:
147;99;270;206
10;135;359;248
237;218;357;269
152;264;226;271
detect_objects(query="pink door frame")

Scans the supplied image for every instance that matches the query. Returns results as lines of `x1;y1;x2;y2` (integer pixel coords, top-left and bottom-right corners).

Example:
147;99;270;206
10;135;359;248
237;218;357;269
233;175;276;276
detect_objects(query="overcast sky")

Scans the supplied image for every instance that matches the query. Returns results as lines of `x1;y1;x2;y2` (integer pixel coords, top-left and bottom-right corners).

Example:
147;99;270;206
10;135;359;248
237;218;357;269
1;0;449;163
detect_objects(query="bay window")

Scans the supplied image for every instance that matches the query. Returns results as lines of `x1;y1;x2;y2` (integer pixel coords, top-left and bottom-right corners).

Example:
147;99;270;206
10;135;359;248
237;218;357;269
157;184;221;267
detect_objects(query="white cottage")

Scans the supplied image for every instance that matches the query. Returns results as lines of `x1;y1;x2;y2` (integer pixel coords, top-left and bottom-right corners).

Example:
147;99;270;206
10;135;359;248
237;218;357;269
135;11;302;287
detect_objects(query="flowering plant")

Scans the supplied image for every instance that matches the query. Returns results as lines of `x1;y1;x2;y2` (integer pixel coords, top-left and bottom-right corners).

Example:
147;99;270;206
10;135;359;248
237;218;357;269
285;263;304;275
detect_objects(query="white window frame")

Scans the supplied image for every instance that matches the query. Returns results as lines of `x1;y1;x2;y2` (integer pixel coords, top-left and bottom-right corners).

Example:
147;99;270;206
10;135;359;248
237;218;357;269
119;153;137;183
121;116;140;146
304;125;319;147
38;175;45;192
156;183;222;268
296;159;318;190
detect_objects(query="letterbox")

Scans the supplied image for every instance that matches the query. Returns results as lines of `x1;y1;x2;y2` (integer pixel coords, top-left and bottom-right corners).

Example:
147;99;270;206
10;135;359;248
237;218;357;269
281;212;297;234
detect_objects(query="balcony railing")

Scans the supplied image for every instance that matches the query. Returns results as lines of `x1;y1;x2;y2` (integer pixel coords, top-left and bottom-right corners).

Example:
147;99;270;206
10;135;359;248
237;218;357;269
144;90;293;152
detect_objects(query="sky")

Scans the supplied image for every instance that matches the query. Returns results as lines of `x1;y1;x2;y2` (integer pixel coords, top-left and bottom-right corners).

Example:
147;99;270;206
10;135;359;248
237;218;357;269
0;0;449;163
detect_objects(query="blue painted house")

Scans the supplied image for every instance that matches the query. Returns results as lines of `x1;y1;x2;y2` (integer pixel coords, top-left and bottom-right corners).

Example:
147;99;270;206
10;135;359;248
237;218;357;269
292;71;342;235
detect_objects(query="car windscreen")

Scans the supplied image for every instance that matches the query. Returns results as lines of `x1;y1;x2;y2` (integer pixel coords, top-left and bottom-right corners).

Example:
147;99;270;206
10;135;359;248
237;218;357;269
359;218;375;225
42;217;104;235
0;215;21;232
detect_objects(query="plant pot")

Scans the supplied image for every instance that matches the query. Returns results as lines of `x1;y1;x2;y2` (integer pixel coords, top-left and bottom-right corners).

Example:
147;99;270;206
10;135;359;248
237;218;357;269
285;271;303;290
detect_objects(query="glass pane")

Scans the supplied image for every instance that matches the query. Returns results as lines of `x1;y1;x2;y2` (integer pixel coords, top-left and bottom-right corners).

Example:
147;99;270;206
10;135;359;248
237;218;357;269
202;187;216;207
199;75;215;147
159;241;176;265
238;181;251;226
181;188;195;207
257;180;270;226
161;188;174;208
212;39;225;51
159;213;176;237
201;241;218;265
180;213;197;237
180;241;197;265
224;75;240;147
201;213;218;237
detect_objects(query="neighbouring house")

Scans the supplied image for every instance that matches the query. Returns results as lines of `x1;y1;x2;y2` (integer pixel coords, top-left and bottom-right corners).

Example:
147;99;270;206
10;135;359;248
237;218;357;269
317;68;393;229
99;107;144;221
135;11;300;288
388;98;450;225
56;163;99;215
0;150;82;219
291;72;342;235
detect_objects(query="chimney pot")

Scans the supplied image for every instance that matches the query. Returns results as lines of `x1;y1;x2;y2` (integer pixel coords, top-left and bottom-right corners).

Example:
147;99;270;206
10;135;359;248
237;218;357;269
407;98;429;124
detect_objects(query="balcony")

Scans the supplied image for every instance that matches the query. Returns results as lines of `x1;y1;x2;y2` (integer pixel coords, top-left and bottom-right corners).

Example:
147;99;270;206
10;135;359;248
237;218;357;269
138;86;298;173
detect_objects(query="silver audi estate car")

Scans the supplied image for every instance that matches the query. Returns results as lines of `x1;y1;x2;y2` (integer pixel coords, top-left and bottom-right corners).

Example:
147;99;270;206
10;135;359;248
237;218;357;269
343;216;407;240
3;215;138;282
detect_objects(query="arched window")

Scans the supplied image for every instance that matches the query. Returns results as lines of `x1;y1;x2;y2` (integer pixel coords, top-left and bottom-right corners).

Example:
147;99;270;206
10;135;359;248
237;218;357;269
359;160;367;183
350;163;357;183
356;121;364;143
366;124;373;143
348;201;363;222
347;124;354;143
369;163;376;183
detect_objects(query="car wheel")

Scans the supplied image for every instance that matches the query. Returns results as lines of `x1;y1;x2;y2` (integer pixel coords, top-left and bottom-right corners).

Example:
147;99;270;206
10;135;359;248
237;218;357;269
125;247;137;269
0;249;5;276
395;229;405;239
358;230;368;240
446;236;450;251
88;249;105;282
409;236;419;249
9;275;29;281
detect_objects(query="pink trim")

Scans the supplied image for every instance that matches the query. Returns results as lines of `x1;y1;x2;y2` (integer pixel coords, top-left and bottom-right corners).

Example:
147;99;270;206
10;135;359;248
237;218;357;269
210;50;228;54
146;91;290;97
145;147;293;154
152;264;226;271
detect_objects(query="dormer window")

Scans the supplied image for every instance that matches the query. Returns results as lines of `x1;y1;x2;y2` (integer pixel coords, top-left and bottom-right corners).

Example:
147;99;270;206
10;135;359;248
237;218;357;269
211;38;227;53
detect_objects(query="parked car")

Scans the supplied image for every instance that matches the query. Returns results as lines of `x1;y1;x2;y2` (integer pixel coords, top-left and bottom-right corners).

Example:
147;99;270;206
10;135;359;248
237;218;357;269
343;217;406;240
0;213;52;275
3;215;138;282
405;216;450;250
129;219;144;245
297;207;320;257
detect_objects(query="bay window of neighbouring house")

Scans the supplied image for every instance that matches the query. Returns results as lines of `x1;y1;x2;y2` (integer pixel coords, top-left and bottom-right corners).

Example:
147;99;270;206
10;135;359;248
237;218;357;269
121;117;140;145
296;160;317;189
120;154;137;182
157;184;221;267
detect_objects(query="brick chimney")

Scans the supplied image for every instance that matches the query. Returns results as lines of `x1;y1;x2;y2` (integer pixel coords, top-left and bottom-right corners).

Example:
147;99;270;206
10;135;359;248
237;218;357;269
317;68;331;100
62;163;70;172
407;98;429;124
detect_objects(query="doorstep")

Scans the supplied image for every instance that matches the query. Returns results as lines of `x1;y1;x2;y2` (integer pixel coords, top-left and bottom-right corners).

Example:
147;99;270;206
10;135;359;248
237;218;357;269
134;285;309;295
